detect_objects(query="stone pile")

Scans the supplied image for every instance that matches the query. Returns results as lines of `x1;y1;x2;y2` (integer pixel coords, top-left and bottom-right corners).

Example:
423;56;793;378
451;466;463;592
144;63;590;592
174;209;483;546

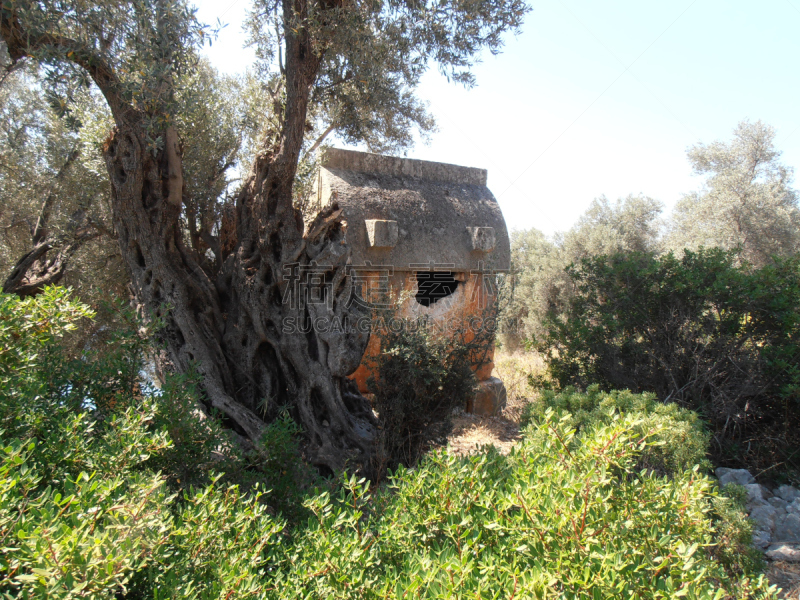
717;467;800;562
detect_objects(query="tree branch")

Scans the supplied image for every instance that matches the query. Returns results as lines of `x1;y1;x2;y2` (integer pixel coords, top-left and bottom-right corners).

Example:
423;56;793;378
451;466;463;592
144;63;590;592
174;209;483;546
0;6;133;121
2;227;99;297
307;121;335;155
31;147;80;245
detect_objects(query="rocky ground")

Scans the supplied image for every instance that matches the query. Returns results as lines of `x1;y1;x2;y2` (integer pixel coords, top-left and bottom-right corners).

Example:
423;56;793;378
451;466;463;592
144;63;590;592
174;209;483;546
717;468;800;598
718;468;800;561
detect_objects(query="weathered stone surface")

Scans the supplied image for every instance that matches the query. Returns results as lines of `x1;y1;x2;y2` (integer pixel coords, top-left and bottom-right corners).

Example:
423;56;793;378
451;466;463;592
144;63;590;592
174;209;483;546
330;148;510;399
788;499;800;515
315;148;510;273
776;485;800;503
319;147;488;186
766;543;800;562
750;504;778;531
774;513;800;543
743;483;771;506
466;227;496;252
770;497;790;511
752;529;772;550
466;377;507;417
742;484;800;557
365;219;398;248
716;468;755;487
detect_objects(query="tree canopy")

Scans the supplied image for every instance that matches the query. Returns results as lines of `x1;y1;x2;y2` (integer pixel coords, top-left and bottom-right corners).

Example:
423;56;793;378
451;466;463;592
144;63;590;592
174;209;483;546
502;193;663;348
666;120;800;266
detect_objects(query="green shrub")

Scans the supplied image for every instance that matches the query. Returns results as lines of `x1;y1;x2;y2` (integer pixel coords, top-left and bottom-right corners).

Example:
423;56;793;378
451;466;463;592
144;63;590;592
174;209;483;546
0;288;779;598
368;315;480;473
711;484;766;579
539;248;800;473
275;410;775;599
128;479;285;600
521;385;711;476
0;423;172;597
0;288;282;597
0;289;175;596
250;409;320;520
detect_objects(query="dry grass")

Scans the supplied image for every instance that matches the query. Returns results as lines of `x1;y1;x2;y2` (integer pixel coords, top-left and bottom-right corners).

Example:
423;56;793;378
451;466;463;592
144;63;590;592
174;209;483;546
445;350;546;456
768;562;800;599
446;410;521;456
492;350;546;420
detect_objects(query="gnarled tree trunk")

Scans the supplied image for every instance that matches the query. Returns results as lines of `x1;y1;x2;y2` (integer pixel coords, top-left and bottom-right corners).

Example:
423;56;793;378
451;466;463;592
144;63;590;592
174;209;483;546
103;120;376;473
2;0;378;473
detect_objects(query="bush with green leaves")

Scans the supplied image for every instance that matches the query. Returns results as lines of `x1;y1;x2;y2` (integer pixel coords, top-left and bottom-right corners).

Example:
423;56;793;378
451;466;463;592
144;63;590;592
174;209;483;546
367;314;482;474
0;287;779;598
539;248;800;474
520;385;711;477
710;483;767;580
248;409;320;521
272;410;774;599
0;288;285;597
127;478;285;600
0;288;174;596
0;435;172;597
500;194;663;350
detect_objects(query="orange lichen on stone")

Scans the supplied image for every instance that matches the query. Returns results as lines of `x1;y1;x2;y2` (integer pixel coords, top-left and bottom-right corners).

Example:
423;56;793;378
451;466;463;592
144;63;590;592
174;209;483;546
348;270;499;394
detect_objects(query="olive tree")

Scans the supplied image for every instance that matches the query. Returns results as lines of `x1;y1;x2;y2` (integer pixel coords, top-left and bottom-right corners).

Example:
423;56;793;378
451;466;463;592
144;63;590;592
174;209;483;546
1;0;527;473
0;54;248;350
0;59;116;298
503;194;662;348
666;120;800;267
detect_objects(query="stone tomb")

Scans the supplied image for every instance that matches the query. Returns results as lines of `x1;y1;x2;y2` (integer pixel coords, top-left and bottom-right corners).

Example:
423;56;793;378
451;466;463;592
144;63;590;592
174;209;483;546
313;148;510;415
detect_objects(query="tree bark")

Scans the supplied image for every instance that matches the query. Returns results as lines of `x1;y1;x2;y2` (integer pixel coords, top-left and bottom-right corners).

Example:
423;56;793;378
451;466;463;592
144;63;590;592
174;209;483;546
2;0;378;474
103;118;375;474
2;233;97;297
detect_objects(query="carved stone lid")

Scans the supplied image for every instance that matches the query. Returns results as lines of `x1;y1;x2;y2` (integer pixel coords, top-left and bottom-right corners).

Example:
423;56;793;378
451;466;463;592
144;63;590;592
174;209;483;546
314;148;510;273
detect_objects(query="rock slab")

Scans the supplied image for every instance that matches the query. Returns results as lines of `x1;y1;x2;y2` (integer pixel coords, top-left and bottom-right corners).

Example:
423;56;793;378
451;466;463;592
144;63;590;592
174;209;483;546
766;543;800;563
776;485;800;503
467;377;507;417
716;467;756;487
774;513;800;543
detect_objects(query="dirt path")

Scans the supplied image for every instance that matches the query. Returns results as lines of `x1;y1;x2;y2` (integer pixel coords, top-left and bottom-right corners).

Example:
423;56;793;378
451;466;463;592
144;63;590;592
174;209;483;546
442;352;536;456
445;409;522;456
769;562;800;599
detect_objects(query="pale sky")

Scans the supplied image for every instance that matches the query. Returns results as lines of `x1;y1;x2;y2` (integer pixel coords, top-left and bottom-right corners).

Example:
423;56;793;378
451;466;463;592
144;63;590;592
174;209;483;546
193;0;800;235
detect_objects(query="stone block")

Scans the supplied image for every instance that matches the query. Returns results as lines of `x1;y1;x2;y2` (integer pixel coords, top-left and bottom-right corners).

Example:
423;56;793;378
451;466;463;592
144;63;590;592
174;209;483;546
770;497;790;511
744;483;772;507
466;377;507;417
716;467;755;487
365;219;398;248
774;513;800;543
789;499;800;515
750;504;777;531
766;543;800;562
776;485;800;503
752;529;772;550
